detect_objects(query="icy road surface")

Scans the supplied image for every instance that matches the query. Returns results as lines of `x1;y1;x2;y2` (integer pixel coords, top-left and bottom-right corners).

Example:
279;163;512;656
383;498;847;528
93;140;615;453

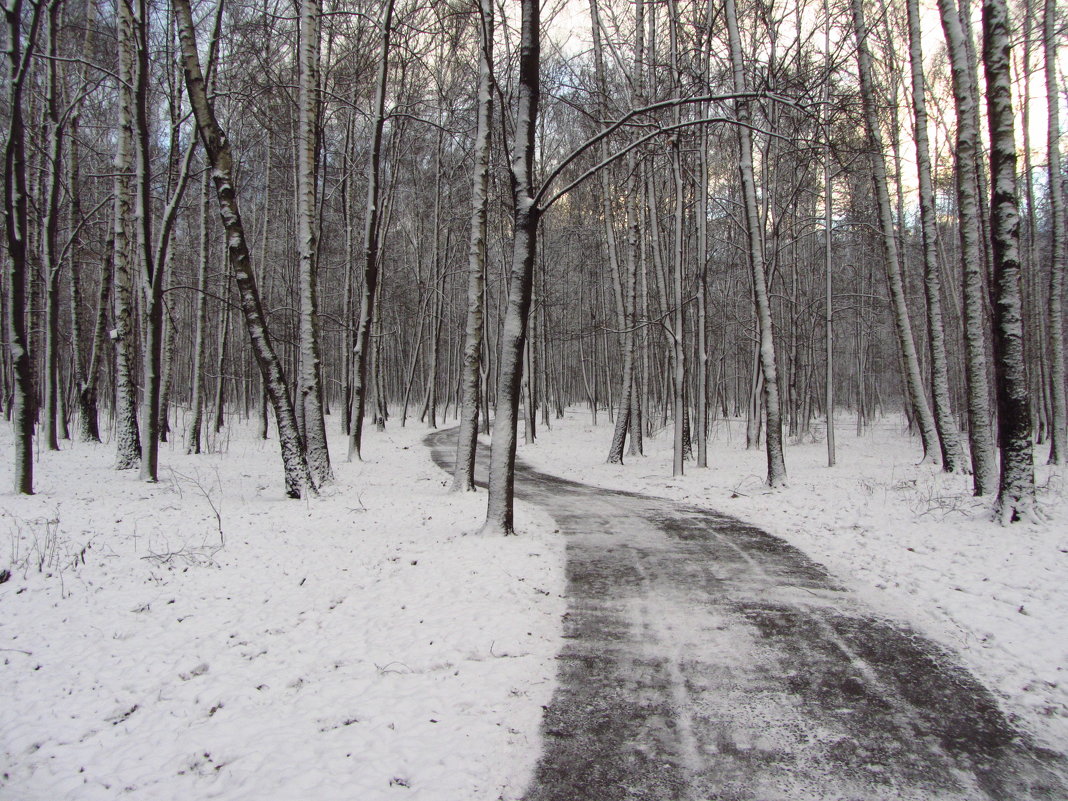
427;428;1068;801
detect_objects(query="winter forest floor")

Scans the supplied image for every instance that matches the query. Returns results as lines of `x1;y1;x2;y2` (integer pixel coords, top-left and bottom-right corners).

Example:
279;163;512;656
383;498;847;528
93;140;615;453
1;408;1066;799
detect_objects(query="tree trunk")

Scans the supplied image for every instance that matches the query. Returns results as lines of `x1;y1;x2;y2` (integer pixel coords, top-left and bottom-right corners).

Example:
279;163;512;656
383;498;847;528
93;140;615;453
41;1;62;452
113;0;142;470
78;247;111;443
158;308;175;442
726;0;787;486
175;0;314;498
1044;0;1066;464
452;0;493;491
852;0;941;465
213;279;230;435
297;0;331;482
349;0;394;461
983;0;1037;522
907;0;968;473
187;171;210;453
483;0;540;536
135;0;164;482
3;0;42;494
937;0;999;493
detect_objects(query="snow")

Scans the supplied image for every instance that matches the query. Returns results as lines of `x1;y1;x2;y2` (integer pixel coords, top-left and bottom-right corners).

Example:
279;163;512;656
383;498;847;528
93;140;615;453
0;419;565;800
4;407;1067;799
517;410;1068;754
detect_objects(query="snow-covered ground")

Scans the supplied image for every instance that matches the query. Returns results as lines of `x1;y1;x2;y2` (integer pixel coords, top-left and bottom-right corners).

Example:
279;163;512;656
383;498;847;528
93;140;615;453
517;409;1068;754
0;418;564;801
4;406;1066;800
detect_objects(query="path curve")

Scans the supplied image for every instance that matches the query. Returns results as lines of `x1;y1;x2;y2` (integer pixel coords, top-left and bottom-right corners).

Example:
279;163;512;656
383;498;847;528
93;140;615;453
425;428;1067;800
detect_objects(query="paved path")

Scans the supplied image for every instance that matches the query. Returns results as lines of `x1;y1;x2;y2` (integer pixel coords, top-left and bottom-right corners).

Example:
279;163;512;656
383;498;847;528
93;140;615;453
426;429;1068;800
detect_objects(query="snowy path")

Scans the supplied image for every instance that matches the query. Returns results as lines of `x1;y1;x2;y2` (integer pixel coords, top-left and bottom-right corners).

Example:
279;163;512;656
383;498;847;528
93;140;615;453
426;429;1068;800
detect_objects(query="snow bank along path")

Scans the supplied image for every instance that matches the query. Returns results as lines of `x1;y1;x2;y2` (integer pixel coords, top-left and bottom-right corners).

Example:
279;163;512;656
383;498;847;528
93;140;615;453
427;424;1068;800
0;422;565;800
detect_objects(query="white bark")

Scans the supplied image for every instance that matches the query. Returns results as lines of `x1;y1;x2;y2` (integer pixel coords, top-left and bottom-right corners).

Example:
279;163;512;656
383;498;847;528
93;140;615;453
1045;0;1066;464
483;0;540;536
853;0;941;466
113;0;142;471
349;0;395;461
175;0;315;499
452;0;493;492
187;171;210;454
982;0;1037;521
297;0;331;482
907;0;968;474
4;0;43;494
725;0;787;486
937;0;999;493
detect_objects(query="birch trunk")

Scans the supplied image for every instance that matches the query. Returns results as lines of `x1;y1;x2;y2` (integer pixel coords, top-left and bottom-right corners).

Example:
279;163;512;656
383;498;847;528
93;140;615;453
604;0;643;465
725;0;787;486
907;0;968;473
1044;0;1066;464
349;0;394;461
175;0;315;498
937;0;999;492
158;309;175;442
825;146;835;467
133;0;164;482
451;0;493;492
42;1;62;452
186;171;210;453
3;0;42;494
982;0;1037;521
297;0;331;482
852;0;940;465
483;0;540;536
113;0;142;470
78;247;110;443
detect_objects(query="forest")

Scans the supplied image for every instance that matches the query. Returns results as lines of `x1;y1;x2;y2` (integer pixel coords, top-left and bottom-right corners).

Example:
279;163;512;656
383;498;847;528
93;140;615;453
1;0;1064;529
2;0;1068;795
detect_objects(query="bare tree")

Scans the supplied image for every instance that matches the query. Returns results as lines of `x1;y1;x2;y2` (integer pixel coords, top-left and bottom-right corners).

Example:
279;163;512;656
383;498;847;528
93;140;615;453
349;0;395;461
452;0;493;492
983;0;1038;522
938;0;999;493
852;0;941;465
1044;0;1066;464
186;171;211;454
4;0;46;494
113;0;142;470
482;0;541;535
726;0;787;486
175;0;315;499
907;0;968;473
297;0;331;483
40;0;63;452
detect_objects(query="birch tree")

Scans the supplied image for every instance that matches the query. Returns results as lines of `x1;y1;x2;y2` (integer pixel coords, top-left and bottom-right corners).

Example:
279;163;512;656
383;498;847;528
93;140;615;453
482;0;541;535
175;0;315;498
1044;0;1066;464
725;0;787;486
297;0;332;482
186;172;211;454
452;0;493;492
113;0;142;470
4;0;45;494
937;0;999;492
852;0;941;465
907;0;968;473
983;0;1037;521
349;0;395;461
40;0;63;452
